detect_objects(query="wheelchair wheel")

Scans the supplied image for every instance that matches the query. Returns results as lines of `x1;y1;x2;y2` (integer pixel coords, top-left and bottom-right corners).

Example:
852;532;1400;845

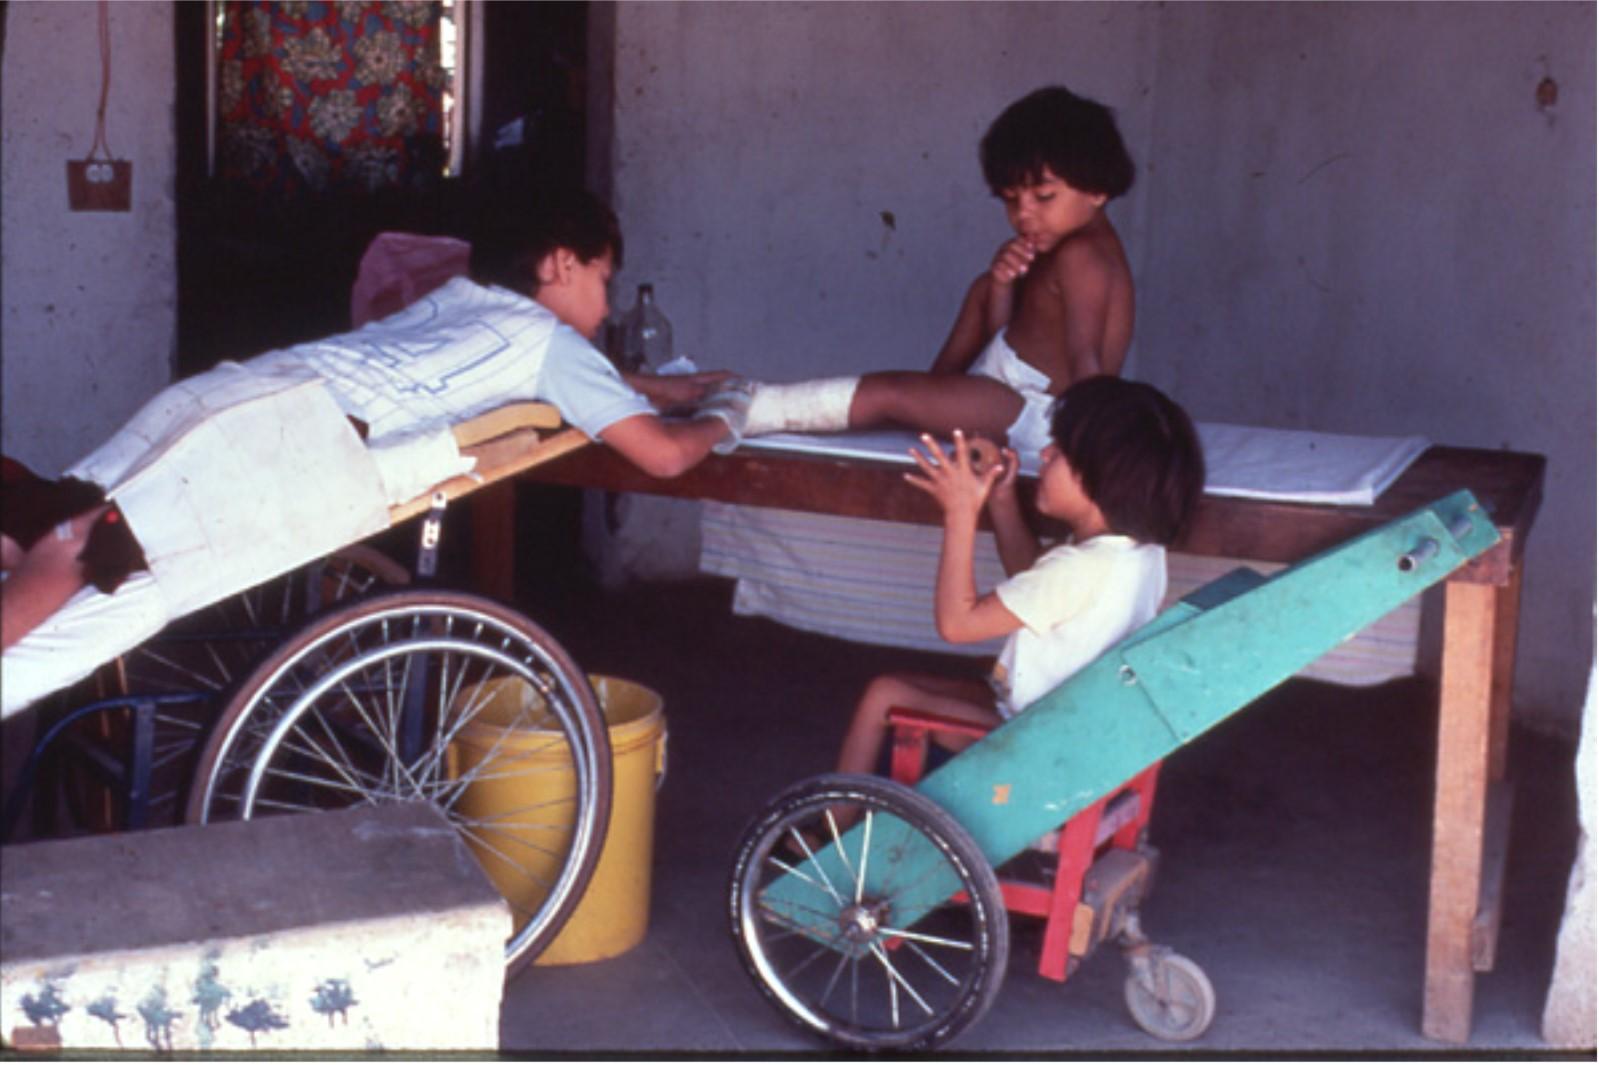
1123;949;1215;1041
125;546;408;822
186;589;612;973
728;774;1008;1052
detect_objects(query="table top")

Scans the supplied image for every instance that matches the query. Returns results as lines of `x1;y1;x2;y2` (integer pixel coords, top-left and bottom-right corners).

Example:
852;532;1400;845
525;443;1545;586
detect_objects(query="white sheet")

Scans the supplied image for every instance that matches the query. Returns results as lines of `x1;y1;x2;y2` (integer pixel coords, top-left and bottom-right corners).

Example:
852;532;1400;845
71;365;392;621
1195;423;1428;506
700;503;1424;687
1;573;170;718
739;422;1428;507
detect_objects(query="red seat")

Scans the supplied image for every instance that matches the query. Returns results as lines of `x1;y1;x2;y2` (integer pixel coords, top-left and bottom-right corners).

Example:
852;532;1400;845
887;705;1162;982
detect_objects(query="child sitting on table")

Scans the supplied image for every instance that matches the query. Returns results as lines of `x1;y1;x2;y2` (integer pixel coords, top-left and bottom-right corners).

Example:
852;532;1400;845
0;188;738;715
833;376;1204;783
697;85;1137;459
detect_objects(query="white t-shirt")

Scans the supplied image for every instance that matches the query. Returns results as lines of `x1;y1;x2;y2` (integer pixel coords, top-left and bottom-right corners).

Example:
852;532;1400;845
990;535;1166;717
253;275;651;444
11;278;654;718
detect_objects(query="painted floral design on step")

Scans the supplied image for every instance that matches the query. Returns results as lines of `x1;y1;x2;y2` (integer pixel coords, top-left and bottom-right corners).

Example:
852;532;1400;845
137;986;181;1052
192;962;233;1033
310;978;358;1026
19;982;70;1027
226;998;289;1047
87;995;127;1047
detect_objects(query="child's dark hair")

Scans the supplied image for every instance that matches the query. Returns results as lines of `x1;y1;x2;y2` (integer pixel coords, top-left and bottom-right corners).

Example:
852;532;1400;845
1049;376;1204;546
980;86;1135;200
470;186;624;292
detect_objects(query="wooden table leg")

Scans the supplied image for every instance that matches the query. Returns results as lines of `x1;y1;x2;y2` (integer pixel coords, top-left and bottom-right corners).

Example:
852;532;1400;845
1423;578;1497;1043
469;481;517;602
1487;568;1523;782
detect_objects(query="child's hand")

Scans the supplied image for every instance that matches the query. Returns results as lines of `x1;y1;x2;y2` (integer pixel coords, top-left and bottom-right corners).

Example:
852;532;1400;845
628;369;737;410
989;236;1037;285
904;429;1003;521
13;505;106;577
985;443;1022;505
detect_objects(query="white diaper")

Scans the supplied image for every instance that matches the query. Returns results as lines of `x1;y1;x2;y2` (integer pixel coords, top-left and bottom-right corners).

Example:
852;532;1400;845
968;332;1055;459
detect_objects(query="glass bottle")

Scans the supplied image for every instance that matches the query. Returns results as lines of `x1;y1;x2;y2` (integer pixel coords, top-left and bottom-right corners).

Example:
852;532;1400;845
620;284;673;371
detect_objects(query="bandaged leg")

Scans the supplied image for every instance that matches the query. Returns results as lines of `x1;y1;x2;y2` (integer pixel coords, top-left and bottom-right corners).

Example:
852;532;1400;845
743;377;860;436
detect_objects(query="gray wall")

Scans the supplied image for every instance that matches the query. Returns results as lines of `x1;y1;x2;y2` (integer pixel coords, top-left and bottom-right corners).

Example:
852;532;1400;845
603;1;1594;730
1;1;177;476
0;2;1590;730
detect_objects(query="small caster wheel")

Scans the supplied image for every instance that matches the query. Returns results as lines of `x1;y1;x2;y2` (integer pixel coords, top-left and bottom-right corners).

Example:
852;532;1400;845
1123;949;1215;1041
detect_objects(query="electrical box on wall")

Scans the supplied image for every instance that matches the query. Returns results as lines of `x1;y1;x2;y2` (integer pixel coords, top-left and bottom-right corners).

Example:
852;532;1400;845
66;158;132;212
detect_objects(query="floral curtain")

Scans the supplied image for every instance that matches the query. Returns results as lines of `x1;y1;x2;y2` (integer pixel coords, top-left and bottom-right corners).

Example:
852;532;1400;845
217;1;445;197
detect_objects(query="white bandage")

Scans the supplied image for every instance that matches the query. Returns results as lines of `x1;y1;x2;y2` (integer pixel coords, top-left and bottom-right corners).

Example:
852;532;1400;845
744;376;860;436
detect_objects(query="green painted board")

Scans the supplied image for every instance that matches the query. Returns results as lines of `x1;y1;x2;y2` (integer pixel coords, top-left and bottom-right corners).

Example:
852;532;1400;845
759;490;1499;940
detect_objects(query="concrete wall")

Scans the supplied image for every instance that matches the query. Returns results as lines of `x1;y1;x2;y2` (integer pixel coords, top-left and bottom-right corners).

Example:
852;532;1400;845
603;1;1595;731
1;1;177;477
0;1;1590;728
1138;3;1594;730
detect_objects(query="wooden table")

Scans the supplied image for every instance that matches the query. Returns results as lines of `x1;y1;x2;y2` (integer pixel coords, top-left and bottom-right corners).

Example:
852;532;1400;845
482;442;1544;1044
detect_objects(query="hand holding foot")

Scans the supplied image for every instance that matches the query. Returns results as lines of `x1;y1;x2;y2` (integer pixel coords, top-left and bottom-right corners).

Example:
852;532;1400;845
692;378;755;454
904;429;1005;523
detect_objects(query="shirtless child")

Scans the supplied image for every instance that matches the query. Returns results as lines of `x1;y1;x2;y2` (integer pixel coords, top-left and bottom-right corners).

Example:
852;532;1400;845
697;85;1137;457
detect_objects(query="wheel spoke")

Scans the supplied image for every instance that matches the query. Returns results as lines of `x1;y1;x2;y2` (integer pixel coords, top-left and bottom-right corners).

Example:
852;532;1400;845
868;940;934;1020
788;827;847;906
854;810;872;905
815;945;853;1010
875;924;976;953
255;761;376;803
896;937;966;987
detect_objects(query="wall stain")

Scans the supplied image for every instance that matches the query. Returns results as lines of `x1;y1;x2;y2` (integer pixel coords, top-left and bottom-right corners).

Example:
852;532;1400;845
1297;153;1350;186
879;210;897;256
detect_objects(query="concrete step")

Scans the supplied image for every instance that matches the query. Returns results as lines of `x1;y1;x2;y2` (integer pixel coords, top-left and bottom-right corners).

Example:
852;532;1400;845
1;802;507;1053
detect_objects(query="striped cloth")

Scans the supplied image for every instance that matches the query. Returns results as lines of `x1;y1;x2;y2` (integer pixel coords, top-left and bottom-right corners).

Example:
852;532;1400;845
700;503;1422;687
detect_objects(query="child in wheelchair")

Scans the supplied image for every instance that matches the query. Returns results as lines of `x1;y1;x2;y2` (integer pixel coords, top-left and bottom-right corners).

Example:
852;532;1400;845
834;375;1205;786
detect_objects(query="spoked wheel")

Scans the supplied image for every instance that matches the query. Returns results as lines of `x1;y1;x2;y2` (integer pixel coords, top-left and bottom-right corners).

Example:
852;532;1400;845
185;589;612;972
1123;949;1216;1041
728;774;1008;1052
41;546;411;833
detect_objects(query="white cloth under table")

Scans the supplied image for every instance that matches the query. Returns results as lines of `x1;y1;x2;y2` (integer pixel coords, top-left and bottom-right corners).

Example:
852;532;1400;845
700;423;1430;686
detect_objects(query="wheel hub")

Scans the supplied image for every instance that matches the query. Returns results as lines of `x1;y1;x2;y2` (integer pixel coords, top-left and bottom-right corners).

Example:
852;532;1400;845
838;900;890;943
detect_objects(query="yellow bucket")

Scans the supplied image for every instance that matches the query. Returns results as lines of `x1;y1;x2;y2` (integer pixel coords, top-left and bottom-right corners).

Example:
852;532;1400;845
450;674;666;966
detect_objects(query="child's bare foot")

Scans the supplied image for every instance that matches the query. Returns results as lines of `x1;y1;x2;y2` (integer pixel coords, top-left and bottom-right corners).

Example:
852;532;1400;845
966;435;1002;475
